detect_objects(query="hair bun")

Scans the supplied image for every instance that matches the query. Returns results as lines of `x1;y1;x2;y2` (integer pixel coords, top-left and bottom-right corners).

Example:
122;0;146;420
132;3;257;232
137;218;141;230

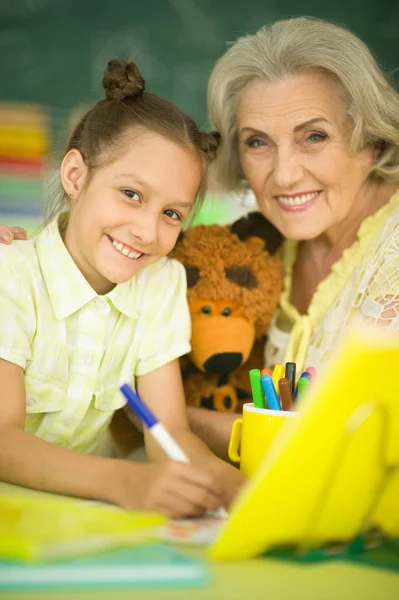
102;59;145;101
199;130;221;162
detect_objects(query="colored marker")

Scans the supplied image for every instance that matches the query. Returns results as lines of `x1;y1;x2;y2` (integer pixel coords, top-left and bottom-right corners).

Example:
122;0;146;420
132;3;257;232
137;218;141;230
297;376;310;402
249;369;266;409
278;378;295;411
292;371;311;402
261;367;273;377
285;362;296;396
305;366;316;380
272;364;285;392
120;383;189;463
261;374;281;411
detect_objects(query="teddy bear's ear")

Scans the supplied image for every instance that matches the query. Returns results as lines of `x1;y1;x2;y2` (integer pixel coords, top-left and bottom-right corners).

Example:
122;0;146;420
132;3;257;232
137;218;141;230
231;212;283;254
185;266;200;288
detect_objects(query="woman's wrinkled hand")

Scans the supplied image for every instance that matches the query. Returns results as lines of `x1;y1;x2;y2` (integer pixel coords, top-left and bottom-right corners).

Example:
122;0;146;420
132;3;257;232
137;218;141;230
0;226;27;244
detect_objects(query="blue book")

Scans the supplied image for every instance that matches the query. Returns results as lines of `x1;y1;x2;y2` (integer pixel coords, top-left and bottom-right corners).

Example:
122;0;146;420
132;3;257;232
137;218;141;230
0;543;207;590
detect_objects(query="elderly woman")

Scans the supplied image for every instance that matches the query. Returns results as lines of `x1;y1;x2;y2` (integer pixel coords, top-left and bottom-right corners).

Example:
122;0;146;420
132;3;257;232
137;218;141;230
1;17;399;458
187;16;399;456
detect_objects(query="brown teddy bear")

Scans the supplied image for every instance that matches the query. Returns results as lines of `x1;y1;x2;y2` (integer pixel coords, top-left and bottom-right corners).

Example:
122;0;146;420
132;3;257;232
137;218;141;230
170;211;283;413
109;211;283;454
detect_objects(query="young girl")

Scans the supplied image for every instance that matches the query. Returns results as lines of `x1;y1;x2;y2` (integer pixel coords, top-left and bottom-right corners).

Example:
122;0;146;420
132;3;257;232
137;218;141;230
0;58;244;517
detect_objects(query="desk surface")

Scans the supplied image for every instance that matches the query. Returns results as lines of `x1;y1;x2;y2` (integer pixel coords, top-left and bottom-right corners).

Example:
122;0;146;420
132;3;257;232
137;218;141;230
1;484;398;600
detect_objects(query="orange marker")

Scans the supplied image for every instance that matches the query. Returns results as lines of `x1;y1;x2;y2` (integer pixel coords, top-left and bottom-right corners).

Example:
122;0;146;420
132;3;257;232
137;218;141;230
261;368;273;377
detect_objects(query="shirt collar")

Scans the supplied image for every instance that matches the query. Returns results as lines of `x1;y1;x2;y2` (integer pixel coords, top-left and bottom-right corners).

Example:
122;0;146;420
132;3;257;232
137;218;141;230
36;219;138;320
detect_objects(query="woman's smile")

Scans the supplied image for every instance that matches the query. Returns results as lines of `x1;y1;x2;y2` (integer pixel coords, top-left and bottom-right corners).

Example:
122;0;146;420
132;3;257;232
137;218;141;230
274;190;322;213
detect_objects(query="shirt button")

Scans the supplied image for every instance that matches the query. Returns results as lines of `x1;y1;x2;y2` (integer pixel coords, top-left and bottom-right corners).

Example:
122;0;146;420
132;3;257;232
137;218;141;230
26;397;36;407
65;415;75;426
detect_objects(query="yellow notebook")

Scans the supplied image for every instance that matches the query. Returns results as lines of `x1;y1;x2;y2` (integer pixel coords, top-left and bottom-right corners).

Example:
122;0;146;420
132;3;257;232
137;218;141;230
209;324;399;560
0;492;165;562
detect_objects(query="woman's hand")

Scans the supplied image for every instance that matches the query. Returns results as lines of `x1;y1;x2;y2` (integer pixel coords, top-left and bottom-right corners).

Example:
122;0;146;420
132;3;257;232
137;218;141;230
112;460;225;518
0;226;27;244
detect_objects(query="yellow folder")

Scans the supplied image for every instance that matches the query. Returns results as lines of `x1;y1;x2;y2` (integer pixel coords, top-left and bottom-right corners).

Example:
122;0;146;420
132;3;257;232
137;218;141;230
209;324;399;560
0;492;165;562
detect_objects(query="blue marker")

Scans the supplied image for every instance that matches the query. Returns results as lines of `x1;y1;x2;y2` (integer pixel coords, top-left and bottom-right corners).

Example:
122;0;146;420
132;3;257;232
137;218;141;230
261;374;281;411
120;383;189;463
292;372;312;402
120;383;229;518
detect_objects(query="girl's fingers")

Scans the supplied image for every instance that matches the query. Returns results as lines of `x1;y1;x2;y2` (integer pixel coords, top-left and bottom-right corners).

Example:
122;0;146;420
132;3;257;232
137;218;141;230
158;489;213;519
164;476;222;514
178;465;223;502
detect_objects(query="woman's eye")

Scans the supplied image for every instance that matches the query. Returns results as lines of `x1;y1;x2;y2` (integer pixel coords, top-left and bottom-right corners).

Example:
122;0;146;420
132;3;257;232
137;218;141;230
306;132;327;143
164;209;182;221
246;137;267;148
123;189;140;201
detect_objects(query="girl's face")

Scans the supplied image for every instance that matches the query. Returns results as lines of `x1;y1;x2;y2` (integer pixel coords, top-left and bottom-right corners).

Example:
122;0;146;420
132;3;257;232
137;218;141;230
63;131;202;294
238;73;375;241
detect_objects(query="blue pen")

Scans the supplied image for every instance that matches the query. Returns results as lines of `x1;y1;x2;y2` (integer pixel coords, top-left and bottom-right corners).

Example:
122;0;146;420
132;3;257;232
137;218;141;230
120;383;189;463
120;383;229;518
261;374;281;411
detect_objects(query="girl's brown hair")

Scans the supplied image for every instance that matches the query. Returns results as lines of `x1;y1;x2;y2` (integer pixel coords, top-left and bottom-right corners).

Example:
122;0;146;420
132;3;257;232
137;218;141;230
46;58;220;222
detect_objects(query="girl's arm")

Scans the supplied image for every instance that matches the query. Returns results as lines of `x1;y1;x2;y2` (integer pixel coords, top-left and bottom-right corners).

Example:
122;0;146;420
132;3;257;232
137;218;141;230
137;359;246;506
0;358;224;517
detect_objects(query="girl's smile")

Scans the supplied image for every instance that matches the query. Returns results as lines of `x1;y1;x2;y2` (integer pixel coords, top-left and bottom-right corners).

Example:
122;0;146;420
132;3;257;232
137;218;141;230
106;234;145;261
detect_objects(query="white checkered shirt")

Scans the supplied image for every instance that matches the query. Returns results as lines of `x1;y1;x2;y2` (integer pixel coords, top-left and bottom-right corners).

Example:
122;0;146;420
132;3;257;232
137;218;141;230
0;219;191;453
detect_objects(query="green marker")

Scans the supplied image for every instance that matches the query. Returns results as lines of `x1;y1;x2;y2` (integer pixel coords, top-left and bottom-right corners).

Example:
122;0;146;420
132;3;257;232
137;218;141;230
297;376;310;402
249;369;266;409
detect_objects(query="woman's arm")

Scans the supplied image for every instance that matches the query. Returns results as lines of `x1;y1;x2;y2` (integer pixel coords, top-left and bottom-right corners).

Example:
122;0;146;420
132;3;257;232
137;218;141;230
0;358;224;517
137;359;246;505
186;406;238;462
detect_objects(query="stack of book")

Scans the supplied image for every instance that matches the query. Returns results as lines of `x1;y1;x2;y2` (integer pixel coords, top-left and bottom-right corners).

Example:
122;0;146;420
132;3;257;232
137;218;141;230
0;101;49;227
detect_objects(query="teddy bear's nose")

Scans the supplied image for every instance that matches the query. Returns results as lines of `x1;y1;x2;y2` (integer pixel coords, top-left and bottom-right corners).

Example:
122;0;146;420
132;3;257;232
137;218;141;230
203;352;243;375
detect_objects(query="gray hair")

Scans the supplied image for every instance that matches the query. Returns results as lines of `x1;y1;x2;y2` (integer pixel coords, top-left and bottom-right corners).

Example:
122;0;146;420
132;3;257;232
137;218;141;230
208;16;399;191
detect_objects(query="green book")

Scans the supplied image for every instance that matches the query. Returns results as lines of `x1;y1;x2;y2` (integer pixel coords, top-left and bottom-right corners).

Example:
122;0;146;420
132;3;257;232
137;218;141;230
0;543;207;590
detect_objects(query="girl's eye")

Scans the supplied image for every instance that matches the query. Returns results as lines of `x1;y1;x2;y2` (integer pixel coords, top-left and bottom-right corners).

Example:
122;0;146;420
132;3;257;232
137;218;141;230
245;137;267;148
306;132;327;143
123;189;140;201
164;209;182;221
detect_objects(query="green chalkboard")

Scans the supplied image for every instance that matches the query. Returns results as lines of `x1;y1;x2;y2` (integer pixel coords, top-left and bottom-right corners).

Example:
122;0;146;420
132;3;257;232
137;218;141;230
0;0;398;130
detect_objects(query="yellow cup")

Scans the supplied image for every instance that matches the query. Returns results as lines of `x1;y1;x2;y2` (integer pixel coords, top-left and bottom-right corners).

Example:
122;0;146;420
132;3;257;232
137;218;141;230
228;403;298;477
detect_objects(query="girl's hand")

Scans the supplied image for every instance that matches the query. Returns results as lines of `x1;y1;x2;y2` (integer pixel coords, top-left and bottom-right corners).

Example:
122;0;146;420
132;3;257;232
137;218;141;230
113;460;225;518
0;226;27;244
215;461;247;507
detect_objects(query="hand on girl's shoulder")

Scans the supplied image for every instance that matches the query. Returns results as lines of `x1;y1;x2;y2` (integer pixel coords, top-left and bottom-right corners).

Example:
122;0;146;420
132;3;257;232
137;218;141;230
0;225;27;244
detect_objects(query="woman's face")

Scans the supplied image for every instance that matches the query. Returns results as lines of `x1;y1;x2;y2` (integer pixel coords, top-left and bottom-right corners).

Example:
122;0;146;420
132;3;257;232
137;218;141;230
238;72;374;241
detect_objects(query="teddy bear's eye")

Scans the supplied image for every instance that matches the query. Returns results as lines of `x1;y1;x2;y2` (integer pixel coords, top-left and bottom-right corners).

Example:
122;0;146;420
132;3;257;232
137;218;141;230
221;307;232;316
201;306;212;315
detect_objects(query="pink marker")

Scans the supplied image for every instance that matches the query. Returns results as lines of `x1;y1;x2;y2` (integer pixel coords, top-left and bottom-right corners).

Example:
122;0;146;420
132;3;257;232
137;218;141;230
305;366;316;380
